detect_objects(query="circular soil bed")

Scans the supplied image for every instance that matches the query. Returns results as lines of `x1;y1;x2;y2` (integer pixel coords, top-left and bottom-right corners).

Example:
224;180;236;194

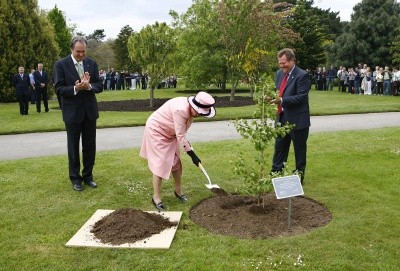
189;193;332;239
97;96;255;112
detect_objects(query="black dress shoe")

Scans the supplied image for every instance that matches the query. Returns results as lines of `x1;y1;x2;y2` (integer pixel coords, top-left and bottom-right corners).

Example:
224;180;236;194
152;198;165;211
174;191;188;202
73;183;84;191
84;180;97;188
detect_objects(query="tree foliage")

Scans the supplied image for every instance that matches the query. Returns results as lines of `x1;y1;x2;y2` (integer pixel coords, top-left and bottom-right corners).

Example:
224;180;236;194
173;0;292;99
128;22;176;107
328;0;400;67
0;0;59;102
284;0;327;69
47;5;72;57
113;25;139;72
86;29;106;42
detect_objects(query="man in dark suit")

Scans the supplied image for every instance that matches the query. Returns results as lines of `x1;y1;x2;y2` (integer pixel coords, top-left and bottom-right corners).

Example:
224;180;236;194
12;66;31;115
33;63;49;113
270;48;311;184
54;36;103;191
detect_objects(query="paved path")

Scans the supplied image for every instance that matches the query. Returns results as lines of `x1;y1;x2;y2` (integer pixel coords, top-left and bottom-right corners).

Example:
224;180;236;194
1;112;400;161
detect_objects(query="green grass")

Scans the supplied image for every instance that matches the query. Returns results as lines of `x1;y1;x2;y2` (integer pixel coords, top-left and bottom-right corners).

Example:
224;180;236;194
1;87;400;134
1;128;400;270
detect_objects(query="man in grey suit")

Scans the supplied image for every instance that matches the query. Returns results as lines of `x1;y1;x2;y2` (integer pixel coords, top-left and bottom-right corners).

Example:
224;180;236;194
270;48;311;184
54;36;103;191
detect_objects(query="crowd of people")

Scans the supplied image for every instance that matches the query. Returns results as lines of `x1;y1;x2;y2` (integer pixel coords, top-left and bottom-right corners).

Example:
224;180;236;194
310;64;400;96
98;69;177;91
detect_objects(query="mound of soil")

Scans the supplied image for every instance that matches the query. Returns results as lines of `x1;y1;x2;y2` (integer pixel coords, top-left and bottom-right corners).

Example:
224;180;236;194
91;208;177;245
97;96;255;112
190;193;332;239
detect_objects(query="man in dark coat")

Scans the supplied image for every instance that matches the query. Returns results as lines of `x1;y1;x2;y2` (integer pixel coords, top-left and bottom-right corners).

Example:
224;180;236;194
53;36;103;191
270;48;311;184
33;63;49;113
12;66;31;115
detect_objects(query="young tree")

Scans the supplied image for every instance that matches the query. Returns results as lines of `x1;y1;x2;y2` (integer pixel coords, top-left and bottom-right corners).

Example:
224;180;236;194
47;5;72;57
0;0;59;102
128;22;176;108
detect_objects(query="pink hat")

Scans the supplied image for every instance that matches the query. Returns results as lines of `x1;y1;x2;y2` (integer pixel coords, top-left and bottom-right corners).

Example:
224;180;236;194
188;91;216;118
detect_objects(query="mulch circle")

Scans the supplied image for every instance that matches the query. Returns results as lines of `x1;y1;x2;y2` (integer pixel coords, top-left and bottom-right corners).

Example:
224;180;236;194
90;208;177;245
189;193;332;239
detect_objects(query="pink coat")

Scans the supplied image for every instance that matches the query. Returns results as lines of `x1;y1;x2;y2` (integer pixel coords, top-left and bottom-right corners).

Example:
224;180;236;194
140;97;194;179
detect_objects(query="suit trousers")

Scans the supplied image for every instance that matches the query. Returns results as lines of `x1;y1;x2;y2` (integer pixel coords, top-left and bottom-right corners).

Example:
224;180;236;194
272;123;309;178
35;88;48;112
65;115;97;184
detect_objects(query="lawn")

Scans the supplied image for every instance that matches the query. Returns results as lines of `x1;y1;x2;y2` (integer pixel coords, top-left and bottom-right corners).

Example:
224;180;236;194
1;87;400;135
1;128;400;270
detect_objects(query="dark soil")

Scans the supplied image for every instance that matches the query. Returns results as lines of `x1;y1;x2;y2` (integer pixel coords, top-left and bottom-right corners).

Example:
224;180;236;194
97;96;255;112
91;208;178;245
190;193;332;239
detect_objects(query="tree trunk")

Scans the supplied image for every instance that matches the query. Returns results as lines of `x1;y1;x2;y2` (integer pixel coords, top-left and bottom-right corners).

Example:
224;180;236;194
149;88;155;108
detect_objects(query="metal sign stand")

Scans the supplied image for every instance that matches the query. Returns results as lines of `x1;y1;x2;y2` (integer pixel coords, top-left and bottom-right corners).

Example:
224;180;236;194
272;175;304;229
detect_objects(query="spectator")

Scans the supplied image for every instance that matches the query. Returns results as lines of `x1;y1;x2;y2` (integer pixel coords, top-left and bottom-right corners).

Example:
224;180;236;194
326;65;336;91
12;66;31;115
33;63;49;113
382;66;391;95
376;67;384;96
393;67;400;96
29;69;36;104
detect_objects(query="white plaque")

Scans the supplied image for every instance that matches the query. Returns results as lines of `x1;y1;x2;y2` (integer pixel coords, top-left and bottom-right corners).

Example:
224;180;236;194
272;175;304;199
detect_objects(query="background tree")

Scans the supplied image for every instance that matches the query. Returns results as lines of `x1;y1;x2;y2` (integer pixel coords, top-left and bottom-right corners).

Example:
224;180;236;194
113;25;139;72
86;29;106;42
128;22;176;108
47;5;72;57
173;0;293;99
171;0;227;90
329;0;400;67
87;40;115;70
0;0;59;102
285;0;327;70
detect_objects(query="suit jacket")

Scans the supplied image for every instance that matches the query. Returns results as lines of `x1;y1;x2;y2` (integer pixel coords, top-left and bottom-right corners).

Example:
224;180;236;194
54;55;103;123
33;70;49;89
275;65;311;130
13;73;31;96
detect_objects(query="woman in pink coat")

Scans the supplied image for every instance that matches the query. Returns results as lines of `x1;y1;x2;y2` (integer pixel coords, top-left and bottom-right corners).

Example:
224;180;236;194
140;91;216;211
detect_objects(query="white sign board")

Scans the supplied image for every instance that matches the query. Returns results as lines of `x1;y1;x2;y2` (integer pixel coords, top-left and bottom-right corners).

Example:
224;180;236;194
272;175;304;199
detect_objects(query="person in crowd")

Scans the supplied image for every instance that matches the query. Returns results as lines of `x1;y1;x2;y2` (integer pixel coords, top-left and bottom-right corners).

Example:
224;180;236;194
12;66;31;115
382;66;391;95
326;65;336;91
364;67;372;95
33;63;49;113
372;66;379;95
53;36;103;191
29;69;36;104
110;68;116;90
140;91;216;211
392;67;400;96
354;67;361;94
347;67;356;94
269;48;311;185
376;67;384;96
141;72;148;89
105;68;111;90
136;73;141;89
338;67;348;92
316;67;323;90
